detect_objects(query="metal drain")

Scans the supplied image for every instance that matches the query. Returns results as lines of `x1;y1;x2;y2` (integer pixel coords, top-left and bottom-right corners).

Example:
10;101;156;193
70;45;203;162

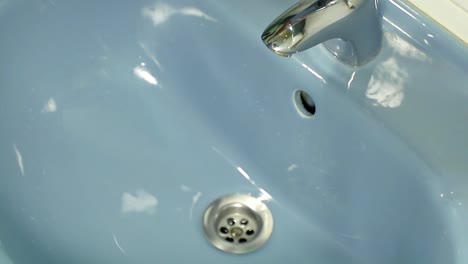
203;194;273;254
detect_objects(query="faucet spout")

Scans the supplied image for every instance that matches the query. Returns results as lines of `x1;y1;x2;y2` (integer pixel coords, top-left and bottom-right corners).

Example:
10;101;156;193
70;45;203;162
261;0;382;66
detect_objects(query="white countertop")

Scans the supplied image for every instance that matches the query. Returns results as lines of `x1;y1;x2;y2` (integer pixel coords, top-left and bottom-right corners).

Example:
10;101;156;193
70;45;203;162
406;0;468;44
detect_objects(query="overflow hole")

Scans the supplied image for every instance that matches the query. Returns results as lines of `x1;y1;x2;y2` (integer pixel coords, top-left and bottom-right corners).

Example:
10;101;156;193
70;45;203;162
293;90;316;118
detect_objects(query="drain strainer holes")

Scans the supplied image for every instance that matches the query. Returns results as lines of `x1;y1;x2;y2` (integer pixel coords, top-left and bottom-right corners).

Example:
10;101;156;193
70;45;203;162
220;227;229;234
293;90;316;118
203;194;274;254
227;218;235;226
216;215;258;244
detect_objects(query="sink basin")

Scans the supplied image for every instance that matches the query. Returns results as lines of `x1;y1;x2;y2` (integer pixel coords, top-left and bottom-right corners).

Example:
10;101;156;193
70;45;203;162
1;0;467;263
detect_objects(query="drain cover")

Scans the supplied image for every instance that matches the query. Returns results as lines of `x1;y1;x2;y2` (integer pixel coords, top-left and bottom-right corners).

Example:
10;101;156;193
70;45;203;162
203;194;274;254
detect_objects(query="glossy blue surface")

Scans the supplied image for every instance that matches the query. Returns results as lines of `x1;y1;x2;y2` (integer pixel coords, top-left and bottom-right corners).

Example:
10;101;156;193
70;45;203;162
1;0;467;263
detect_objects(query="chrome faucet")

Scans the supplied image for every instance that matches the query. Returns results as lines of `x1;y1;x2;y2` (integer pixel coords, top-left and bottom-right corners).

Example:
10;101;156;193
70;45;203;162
261;0;382;66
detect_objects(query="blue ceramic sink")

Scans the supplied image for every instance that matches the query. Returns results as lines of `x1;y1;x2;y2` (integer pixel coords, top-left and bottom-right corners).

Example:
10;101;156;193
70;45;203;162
1;0;467;263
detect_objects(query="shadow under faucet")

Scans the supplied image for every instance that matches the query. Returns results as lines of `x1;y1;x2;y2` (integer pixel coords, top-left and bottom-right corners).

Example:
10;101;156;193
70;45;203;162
261;0;382;66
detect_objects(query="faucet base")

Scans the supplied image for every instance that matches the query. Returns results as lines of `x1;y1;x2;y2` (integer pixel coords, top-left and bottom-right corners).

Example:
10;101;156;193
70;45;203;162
323;39;358;66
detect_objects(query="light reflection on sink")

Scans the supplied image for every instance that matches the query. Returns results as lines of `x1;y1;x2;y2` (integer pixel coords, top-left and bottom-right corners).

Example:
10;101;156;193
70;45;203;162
0;0;467;263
